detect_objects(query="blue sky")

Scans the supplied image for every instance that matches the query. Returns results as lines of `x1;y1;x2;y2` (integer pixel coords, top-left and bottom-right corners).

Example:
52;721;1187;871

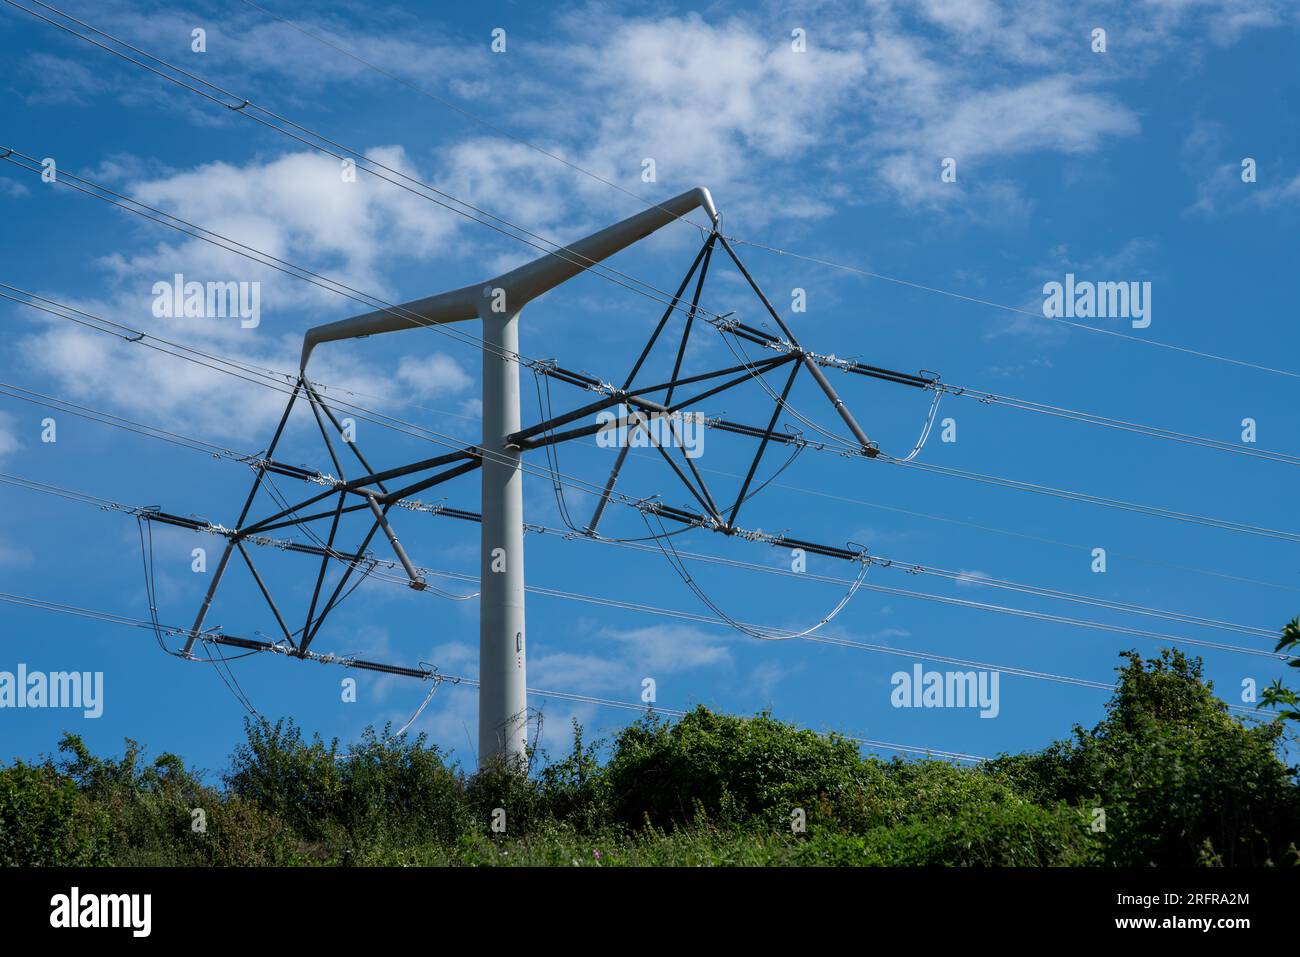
2;0;1299;777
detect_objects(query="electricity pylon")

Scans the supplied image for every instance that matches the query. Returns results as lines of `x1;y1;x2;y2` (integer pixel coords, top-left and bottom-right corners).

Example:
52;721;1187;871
181;187;936;770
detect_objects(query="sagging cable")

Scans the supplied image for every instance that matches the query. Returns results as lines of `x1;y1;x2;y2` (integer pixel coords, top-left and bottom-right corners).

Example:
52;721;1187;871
641;509;869;641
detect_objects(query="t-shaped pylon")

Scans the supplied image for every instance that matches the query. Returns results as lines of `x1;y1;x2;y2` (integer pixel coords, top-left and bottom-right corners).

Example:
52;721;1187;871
299;188;719;769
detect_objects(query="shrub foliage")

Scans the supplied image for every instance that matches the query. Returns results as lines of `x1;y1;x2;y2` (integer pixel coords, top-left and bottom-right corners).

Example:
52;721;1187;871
2;650;1297;866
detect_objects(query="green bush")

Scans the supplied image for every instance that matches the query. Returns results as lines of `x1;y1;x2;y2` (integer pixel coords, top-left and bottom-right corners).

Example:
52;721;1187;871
798;801;1100;866
603;706;880;830
336;726;471;849
0;760;110;865
988;649;1300;866
2;649;1295;866
226;718;344;842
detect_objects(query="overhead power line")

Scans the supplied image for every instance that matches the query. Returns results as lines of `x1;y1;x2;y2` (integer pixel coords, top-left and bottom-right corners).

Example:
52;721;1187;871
0;475;1268;722
938;383;1300;469
226;0;1300;383
6;22;1297;477
0;588;986;763
7;0;1291;771
885;456;1300;544
2;0;740;335
6;219;1298;549
2;468;1289;675
5;278;1294;629
7;280;1297;598
0;371;1284;644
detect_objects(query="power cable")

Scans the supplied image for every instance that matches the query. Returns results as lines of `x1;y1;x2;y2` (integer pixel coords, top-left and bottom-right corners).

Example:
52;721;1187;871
0;587;985;762
225;0;1300;383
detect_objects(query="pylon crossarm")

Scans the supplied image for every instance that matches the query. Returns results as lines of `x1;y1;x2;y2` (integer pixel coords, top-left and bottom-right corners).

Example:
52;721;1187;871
237;447;480;536
664;234;716;407
301;511;388;651
728;358;802;528
301;490;348;638
507;353;785;449
238;484;341;535
250;498;371;535
304;382;348;480
181;381;302;656
625;353;790;399
511;353;799;451
375;455;482;503
306;380;392;493
365;494;426;590
621;233;716;388
234;540;297;647
345;447;480;491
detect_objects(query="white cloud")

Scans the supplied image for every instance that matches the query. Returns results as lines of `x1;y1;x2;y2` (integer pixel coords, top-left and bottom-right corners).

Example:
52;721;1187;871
433;12;871;235
520;624;732;701
13;0;1295;450
751;659;800;697
396;354;473;398
604;623;734;673
530;651;628;690
1251;172;1300;208
122;146;456;299
20;51;104;106
955;568;992;587
16;0;488;108
14;145;470;441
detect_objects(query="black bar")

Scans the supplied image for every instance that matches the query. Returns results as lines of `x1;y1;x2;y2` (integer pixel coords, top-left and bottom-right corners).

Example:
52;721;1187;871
185;382;301;652
664;235;715;406
304;383;347;480
302;491;348;637
365;494;426;590
235;541;297;647
728;359;800;526
626;354;787;401
509;394;625;445
377;456;483;503
622;234;713;388
716;234;803;345
307;383;390;493
516;354;798;451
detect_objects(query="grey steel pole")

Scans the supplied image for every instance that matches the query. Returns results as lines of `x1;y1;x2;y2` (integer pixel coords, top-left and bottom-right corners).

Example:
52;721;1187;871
478;305;528;768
